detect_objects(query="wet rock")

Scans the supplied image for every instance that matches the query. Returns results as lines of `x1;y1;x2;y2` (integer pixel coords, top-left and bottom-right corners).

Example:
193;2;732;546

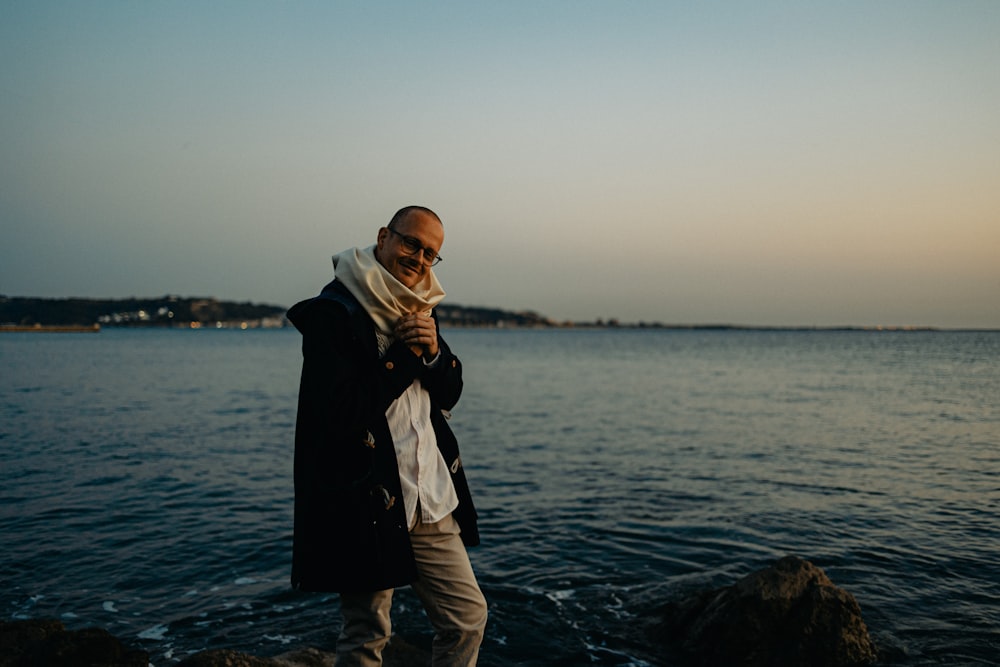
0;618;148;667
175;637;428;666
176;649;278;667
653;555;878;667
270;647;338;667
0;618;429;667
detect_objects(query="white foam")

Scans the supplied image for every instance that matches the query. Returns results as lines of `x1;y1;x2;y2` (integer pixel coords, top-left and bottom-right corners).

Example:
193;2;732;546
138;624;169;640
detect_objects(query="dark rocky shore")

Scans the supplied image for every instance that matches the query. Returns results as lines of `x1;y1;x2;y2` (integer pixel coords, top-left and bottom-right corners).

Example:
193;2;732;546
0;556;877;667
650;556;877;666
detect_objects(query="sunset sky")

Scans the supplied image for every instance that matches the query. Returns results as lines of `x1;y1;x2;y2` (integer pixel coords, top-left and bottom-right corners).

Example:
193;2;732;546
3;1;998;328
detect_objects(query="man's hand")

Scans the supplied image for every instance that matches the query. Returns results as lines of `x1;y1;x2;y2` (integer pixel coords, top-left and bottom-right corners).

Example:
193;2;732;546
393;312;439;359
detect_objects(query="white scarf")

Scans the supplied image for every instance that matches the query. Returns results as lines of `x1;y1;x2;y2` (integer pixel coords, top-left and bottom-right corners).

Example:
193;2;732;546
331;245;445;337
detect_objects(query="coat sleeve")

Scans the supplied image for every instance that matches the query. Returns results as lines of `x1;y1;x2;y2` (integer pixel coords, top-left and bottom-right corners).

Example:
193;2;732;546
293;298;429;494
291;296;426;592
420;312;463;411
297;300;426;437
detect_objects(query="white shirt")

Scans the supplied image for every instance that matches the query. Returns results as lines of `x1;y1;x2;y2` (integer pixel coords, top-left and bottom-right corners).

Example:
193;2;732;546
385;371;459;530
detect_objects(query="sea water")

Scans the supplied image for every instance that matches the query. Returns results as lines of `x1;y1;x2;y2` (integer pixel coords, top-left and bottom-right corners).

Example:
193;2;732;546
1;327;998;665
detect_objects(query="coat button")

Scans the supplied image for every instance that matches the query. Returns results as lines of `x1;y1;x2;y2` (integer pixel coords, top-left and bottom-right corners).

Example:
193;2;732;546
451;359;457;368
385;361;394;370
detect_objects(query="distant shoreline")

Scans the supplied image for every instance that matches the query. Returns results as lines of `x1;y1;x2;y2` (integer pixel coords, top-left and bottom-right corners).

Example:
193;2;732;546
0;324;101;333
2;323;996;334
2;296;995;332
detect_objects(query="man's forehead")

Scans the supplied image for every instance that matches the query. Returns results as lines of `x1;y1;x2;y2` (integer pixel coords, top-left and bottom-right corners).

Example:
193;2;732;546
398;209;441;227
395;212;443;237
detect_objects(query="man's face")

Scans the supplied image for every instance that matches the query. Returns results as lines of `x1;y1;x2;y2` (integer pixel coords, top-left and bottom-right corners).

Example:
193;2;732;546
375;211;444;289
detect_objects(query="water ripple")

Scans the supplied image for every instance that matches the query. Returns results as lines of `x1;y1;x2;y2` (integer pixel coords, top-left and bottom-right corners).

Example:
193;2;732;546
1;328;998;665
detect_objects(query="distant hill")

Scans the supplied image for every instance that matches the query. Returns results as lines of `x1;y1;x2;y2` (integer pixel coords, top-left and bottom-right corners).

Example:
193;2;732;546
0;296;287;328
0;295;557;329
435;304;554;328
0;296;949;331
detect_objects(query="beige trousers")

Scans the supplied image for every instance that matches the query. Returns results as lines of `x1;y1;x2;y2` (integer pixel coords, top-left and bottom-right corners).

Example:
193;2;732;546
335;512;488;667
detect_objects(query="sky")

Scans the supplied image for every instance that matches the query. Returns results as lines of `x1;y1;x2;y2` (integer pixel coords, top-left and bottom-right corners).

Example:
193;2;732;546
2;1;999;328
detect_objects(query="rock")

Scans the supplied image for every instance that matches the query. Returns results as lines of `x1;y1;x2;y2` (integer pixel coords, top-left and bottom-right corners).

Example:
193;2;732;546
176;649;276;667
0;618;429;667
175;636;428;667
0;618;148;667
271;647;338;667
653;555;878;667
175;646;344;667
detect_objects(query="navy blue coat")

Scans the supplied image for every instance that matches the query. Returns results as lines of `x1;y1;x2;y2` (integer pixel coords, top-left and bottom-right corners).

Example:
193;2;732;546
288;279;479;593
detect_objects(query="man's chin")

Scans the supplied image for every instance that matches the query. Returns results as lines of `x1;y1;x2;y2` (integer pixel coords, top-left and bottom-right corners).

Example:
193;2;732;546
397;267;422;287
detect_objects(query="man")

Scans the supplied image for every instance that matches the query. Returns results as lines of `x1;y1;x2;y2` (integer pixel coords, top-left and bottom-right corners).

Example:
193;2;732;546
288;206;487;667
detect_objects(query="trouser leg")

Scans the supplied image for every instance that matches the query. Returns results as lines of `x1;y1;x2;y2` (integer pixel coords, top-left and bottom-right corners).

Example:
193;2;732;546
336;588;394;667
409;512;488;667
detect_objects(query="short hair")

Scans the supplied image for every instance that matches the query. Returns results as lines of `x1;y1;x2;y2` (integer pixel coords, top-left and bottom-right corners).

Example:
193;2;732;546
388;205;442;229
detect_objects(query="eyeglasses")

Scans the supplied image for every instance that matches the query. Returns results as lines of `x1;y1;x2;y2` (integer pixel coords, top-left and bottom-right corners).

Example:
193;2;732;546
386;227;443;266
